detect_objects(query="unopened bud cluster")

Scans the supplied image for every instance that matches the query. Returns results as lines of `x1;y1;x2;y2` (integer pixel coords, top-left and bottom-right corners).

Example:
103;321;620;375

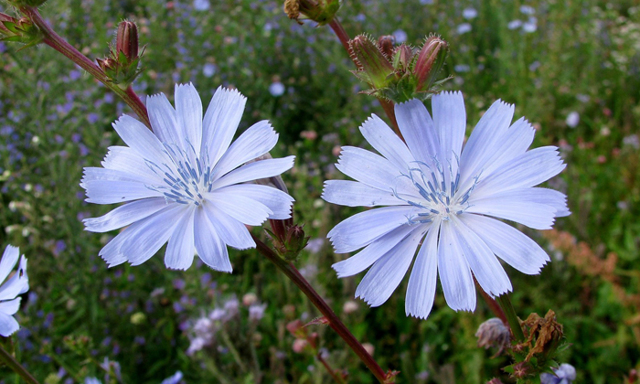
349;34;449;103
284;0;340;26
0;13;43;49
98;20;144;88
267;220;309;261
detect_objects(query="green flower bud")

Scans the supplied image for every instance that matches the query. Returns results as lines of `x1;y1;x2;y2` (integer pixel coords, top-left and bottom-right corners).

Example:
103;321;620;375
349;34;394;89
284;0;340;26
0;15;43;49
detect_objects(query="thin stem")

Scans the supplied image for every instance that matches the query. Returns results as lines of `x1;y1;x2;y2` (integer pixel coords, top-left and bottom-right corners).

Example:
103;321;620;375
253;234;390;384
327;18;400;136
328;19;351;55
317;352;345;384
496;294;525;343
219;328;249;373
0;344;41;384
20;7;151;128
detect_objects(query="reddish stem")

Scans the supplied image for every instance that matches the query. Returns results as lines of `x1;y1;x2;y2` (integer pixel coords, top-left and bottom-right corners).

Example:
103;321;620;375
474;278;508;325
253;234;391;383
21;6;151;128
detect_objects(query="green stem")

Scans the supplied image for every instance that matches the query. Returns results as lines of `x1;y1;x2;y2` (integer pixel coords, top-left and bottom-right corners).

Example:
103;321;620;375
496;294;525;342
20;6;151;128
317;351;345;384
253;234;390;384
219;328;248;373
0;344;40;384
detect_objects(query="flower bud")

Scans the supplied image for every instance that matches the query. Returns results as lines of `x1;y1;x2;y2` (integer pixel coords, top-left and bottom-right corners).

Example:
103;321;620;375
414;35;448;92
476;318;510;355
377;35;395;58
349;34;394;89
391;44;411;72
0;15;43;49
0;13;14;35
284;0;340;26
116;20;139;63
99;20;144;88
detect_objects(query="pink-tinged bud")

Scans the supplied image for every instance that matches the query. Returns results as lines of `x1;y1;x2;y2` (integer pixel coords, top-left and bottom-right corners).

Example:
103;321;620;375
97;57;118;72
475;318;510;356
377;35;395;58
414;35;448;91
117;21;139;62
362;343;375;357
486;378;504;384
349;34;394;89
286;319;307;339
292;339;308;353
0;13;15;35
391;44;413;72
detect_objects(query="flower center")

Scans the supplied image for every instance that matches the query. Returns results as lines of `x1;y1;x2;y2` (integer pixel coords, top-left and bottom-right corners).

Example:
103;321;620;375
394;159;478;225
147;143;215;206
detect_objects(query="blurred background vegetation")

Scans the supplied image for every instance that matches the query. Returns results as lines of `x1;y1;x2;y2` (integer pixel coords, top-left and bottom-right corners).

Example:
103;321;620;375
0;0;639;383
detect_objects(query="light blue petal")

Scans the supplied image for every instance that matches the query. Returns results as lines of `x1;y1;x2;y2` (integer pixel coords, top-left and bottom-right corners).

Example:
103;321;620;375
206;191;272;226
437;221;476;311
175;83;203;152
100;146;160;184
213;121;279;177
461;214;550;274
116;204;187;266
84;198;169;233
0;298;21;316
359;114;414;171
355;228;424;307
328;206;416;253
202;204;255;250
82;179;162;204
164;206;196;270
432;91;466;177
0;311;19;337
322;180;402;207
0;256;28;301
332;224;416;277
194;207;232;272
395;99;440;167
405;225;439;319
211;156;295;189
459;100;514;183
112;115;170;166
335;147;415;194
472;146;566;198
202;87;247;166
451;216;512;297
0;246;19;285
147;92;182;146
467;190;559;230
217;184;293;220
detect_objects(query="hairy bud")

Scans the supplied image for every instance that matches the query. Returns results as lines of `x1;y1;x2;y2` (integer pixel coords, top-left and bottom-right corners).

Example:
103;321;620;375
283;0;340;26
414;36;448;92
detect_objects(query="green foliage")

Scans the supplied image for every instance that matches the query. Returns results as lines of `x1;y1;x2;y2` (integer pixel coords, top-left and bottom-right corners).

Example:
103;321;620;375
0;0;639;383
